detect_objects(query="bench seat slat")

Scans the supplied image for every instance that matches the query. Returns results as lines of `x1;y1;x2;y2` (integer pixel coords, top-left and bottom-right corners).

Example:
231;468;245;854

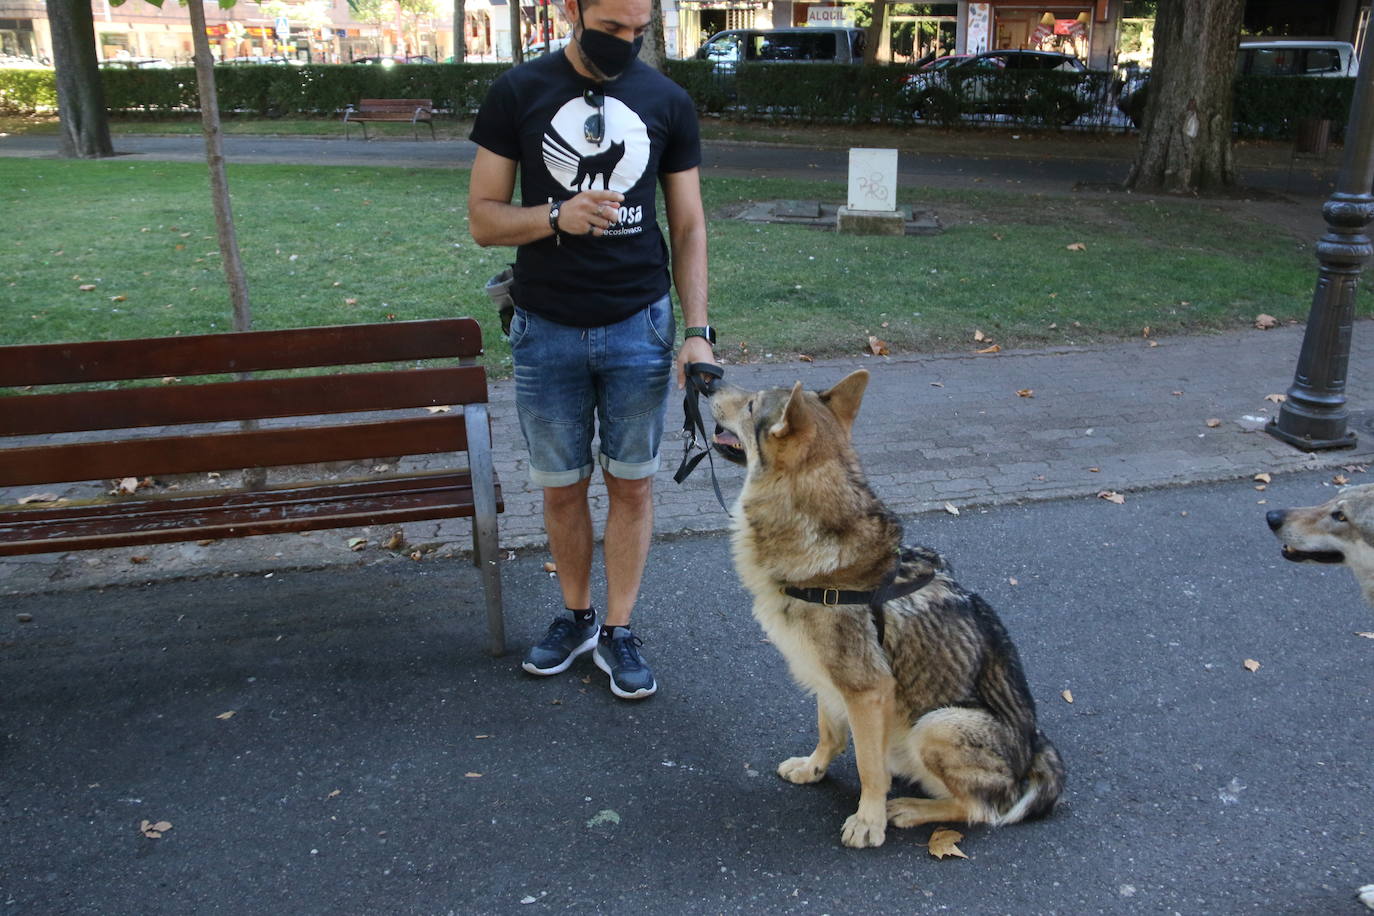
0;416;468;487
0;318;481;387
0;473;503;556
1;367;488;437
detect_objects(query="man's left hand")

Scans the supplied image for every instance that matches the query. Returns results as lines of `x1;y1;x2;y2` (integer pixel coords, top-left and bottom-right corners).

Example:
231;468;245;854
676;336;719;390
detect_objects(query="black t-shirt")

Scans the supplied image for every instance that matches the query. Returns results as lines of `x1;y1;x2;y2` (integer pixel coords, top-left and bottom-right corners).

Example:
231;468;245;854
469;51;701;327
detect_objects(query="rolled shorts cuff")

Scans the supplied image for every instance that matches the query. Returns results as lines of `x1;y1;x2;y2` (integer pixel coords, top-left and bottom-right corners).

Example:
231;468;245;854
530;462;594;488
599;451;660;481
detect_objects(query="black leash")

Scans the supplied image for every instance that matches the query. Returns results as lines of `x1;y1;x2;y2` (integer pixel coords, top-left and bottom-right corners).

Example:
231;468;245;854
673;362;729;512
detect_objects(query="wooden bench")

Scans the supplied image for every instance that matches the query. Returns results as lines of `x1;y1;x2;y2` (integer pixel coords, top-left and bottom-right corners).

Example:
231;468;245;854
0;317;506;655
343;98;436;140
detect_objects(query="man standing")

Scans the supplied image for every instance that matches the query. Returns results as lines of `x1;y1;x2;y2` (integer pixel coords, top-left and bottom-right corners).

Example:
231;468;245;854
468;0;716;699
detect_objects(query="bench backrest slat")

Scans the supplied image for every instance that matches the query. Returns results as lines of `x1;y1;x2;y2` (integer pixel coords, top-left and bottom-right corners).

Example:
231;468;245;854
0;318;481;387
1;366;487;437
0;416;468;487
359;98;431;110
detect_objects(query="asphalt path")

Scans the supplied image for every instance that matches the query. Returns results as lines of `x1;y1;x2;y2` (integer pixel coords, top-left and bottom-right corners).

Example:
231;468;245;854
4;468;1372;914
0;132;1338;198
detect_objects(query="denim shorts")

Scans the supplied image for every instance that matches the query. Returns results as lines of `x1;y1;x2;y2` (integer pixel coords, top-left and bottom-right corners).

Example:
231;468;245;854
508;295;675;487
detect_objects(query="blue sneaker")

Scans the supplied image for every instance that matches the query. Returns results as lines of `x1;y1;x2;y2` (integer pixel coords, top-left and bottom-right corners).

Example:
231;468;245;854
593;627;657;700
521;616;597;676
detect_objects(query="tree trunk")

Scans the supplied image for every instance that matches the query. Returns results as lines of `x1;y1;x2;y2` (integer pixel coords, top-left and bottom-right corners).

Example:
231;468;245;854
45;0;112;158
509;0;523;63
1125;0;1243;194
184;0;263;488
863;0;890;66
185;0;252;334
453;0;466;63
640;0;666;72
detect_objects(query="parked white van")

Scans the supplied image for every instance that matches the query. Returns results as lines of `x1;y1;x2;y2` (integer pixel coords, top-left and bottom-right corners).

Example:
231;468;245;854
1236;40;1358;77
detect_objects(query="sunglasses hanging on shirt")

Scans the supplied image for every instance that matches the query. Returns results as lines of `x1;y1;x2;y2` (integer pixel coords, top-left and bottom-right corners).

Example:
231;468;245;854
583;88;605;145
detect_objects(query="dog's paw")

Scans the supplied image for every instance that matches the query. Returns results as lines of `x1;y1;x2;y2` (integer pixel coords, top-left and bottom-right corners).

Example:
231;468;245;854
777;756;827;784
886;797;924;829
1358;884;1374;910
841;812;886;848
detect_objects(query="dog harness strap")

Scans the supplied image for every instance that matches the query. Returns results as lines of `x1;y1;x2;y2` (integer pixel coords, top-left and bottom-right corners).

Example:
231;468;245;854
782;568;935;647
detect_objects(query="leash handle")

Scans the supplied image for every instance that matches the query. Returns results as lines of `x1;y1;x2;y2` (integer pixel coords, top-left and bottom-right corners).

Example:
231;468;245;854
674;361;730;512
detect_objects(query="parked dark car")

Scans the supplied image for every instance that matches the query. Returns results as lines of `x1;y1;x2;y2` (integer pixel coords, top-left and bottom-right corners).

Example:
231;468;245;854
351;55;436;66
695;27;866;71
904;50;1091;126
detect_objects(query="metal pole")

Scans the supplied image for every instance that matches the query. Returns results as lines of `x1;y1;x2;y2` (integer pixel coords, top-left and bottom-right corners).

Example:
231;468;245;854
1267;37;1374;450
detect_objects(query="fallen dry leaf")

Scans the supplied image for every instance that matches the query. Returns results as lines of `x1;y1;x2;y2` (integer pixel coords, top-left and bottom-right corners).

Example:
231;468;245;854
1097;491;1126;505
1087;467;1101;473
1016;389;1034;398
114;476;139;494
1141;326;1151;338
1334;474;1350;485
1066;242;1086;252
1243;658;1261;672
425;405;452;414
140;820;173;839
1061;689;1074;704
347;537;367;551
1205;418;1222;428
327;789;341;799
944;503;960;516
464;772;482;778
215;711;235;720
543;561;558;573
867;335;890;357
973;329;988;342
78;283;96;291
18;493;59;504
1254;473;1272;484
928;828;969;859
974;344;1001;355
798;354;813;362
383;530;407;551
110;294;127;302
1254;314;1279;330
1009;577;1019;586
129;555;149;565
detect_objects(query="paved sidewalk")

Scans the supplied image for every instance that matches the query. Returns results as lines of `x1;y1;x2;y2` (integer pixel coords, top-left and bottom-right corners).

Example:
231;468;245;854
6;321;1374;594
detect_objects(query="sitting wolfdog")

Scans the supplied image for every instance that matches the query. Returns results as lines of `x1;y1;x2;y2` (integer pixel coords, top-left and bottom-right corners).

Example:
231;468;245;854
707;368;1064;848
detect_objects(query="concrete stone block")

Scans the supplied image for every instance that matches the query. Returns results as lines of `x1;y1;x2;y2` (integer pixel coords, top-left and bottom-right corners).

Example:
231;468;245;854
836;207;906;236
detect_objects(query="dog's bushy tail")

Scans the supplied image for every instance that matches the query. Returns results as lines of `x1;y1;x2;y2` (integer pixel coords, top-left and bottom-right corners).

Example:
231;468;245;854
995;733;1066;826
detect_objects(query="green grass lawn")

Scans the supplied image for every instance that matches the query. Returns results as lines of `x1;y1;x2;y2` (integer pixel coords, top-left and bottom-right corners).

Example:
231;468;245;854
0;156;1351;376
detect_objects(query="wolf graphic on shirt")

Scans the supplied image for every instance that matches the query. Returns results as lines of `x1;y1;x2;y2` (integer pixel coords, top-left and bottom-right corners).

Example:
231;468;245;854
572;140;626;190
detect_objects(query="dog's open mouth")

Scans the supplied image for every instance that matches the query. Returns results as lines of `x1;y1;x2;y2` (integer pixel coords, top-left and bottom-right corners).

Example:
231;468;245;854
1280;544;1346;564
712;425;746;464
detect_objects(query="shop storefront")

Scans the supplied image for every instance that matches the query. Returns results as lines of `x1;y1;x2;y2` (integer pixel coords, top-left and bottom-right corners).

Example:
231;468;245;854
677;0;773;57
962;1;1116;69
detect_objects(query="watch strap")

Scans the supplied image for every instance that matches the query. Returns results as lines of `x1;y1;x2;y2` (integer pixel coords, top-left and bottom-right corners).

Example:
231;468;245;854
684;325;716;345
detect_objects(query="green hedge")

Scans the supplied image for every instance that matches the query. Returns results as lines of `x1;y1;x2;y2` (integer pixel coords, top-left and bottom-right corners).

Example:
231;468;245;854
0;62;1357;139
1232;75;1354;139
0;68;57;112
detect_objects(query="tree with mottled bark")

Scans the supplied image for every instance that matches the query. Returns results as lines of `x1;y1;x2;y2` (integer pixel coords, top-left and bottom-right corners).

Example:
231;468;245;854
639;0;666;71
453;0;466;62
45;0;113;158
1125;0;1244;194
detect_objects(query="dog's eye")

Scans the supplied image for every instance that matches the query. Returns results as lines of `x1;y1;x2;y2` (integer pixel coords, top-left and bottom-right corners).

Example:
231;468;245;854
1332;509;1348;523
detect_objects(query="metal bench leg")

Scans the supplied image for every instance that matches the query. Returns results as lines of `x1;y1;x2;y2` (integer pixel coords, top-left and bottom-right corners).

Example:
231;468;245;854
465;403;505;656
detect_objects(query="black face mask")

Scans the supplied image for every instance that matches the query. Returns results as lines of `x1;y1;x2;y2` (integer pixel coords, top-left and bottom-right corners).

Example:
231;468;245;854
576;10;643;80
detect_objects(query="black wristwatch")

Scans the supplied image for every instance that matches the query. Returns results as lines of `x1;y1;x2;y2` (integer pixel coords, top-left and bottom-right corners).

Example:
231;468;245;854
684;325;716;346
548;200;562;246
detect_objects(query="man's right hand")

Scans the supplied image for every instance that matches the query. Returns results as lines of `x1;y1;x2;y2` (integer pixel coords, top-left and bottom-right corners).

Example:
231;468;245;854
557;190;625;237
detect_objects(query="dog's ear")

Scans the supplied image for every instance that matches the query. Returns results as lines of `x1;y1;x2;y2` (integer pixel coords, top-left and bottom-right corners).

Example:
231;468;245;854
819;370;869;433
770;381;811;440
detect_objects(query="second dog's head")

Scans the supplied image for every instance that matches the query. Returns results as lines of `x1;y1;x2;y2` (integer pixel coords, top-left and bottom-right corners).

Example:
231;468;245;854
708;369;870;474
1267;482;1374;605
